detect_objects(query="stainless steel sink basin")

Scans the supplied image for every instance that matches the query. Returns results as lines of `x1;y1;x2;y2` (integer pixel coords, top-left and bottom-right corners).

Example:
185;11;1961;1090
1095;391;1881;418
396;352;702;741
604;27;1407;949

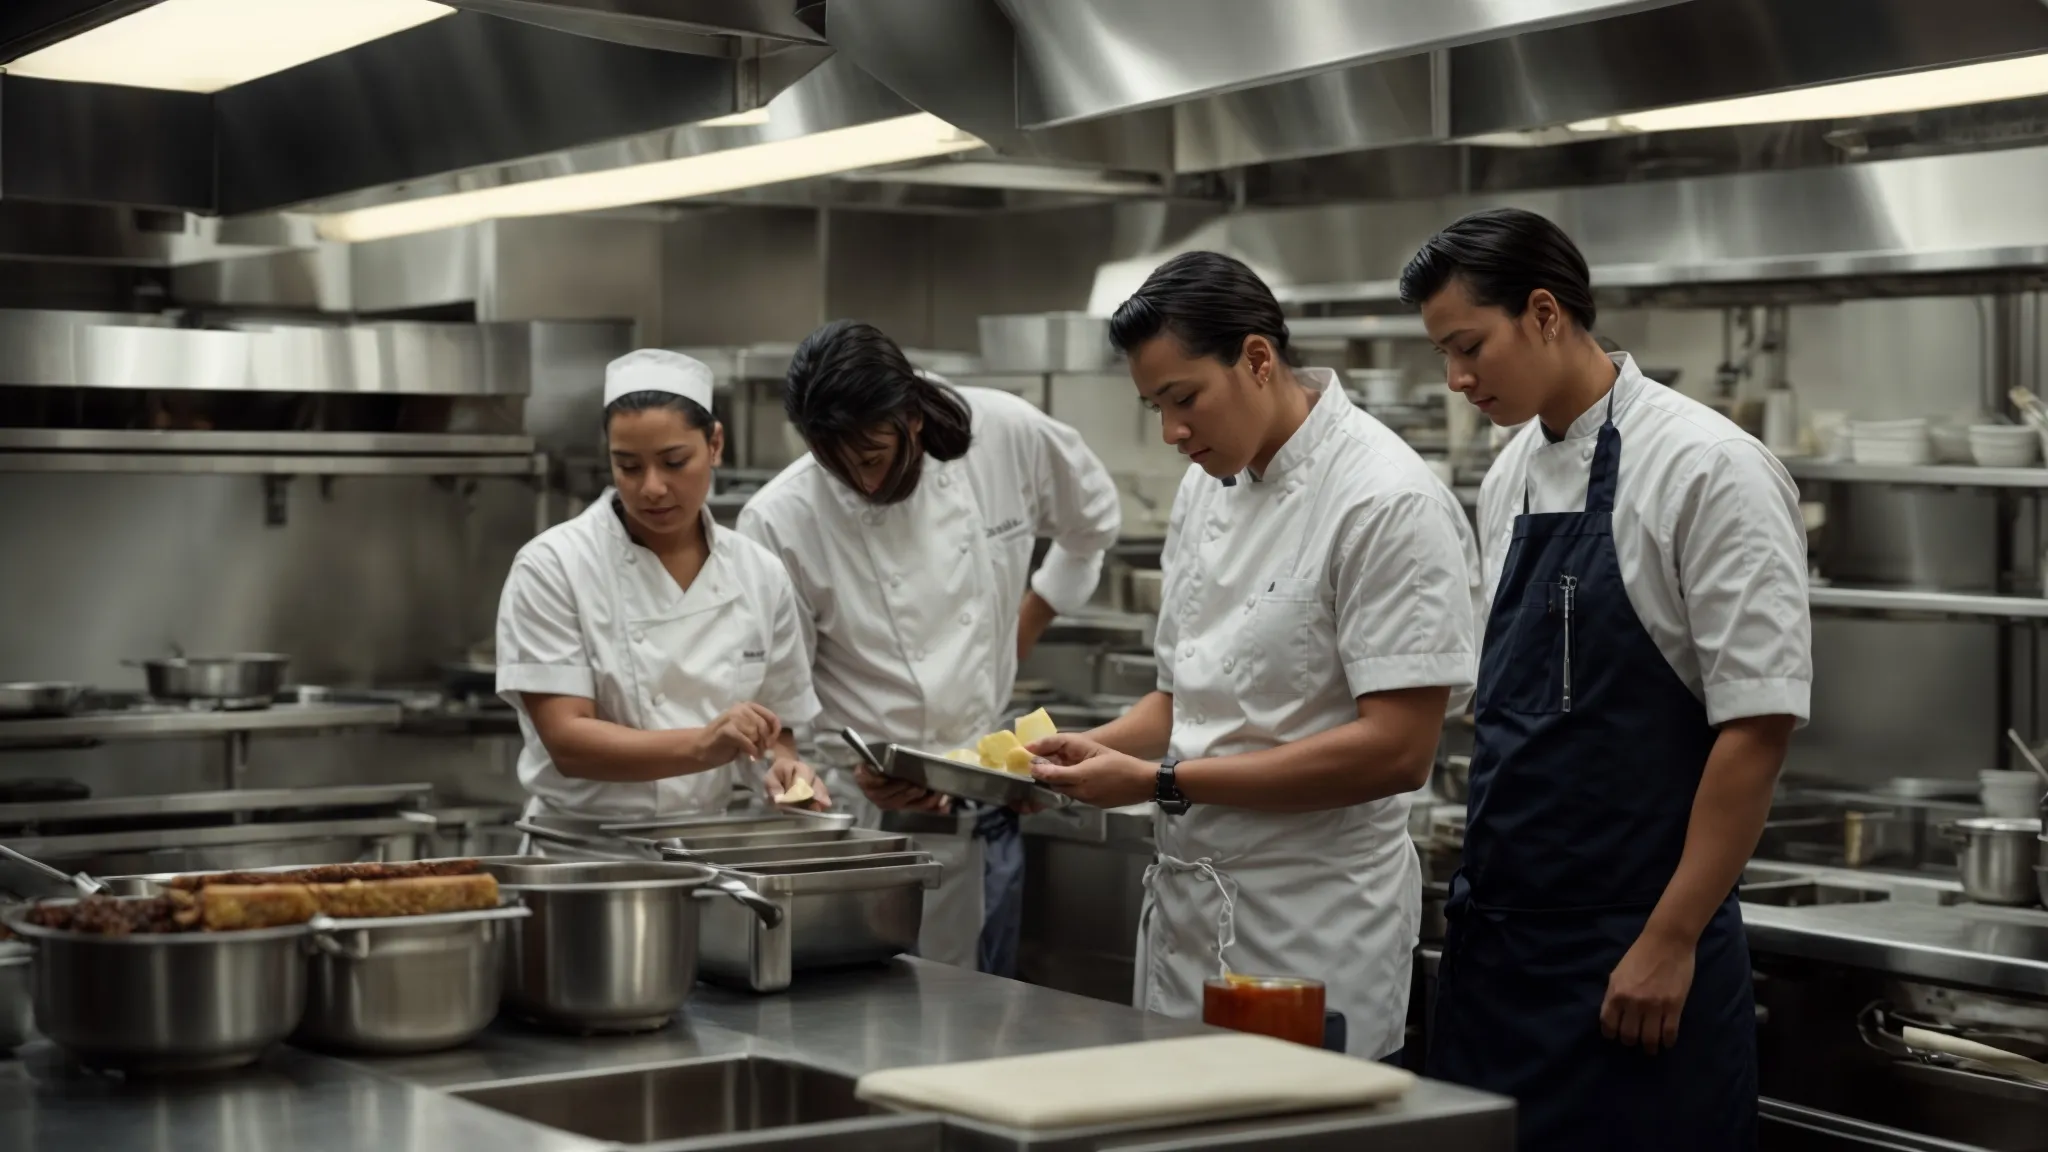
1738;879;1891;907
451;1056;876;1144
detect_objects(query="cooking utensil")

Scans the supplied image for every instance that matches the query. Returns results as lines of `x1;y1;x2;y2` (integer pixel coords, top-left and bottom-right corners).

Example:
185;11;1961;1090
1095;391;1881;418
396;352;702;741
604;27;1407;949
483;858;779;1033
697;852;941;993
2006;729;2048;787
2;899;308;1072
0;842;105;899
0;682;88;719
0;940;31;1050
293;903;528;1054
1903;1026;2048;1086
839;728;889;774
134;654;290;709
1943;818;2043;906
876;742;1072;810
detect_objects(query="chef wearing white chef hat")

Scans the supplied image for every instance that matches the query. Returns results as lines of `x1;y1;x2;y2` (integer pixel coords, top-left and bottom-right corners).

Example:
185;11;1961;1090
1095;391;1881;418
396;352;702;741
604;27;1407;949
496;348;829;853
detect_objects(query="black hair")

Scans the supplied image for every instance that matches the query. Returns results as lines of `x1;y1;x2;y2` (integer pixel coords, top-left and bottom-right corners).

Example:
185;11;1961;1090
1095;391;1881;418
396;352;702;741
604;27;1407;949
1107;251;1302;368
1397;207;1597;330
783;319;972;505
603;390;715;436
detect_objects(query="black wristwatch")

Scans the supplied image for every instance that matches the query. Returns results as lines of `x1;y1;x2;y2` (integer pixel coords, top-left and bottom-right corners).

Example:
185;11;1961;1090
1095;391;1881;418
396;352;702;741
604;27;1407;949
1155;758;1191;815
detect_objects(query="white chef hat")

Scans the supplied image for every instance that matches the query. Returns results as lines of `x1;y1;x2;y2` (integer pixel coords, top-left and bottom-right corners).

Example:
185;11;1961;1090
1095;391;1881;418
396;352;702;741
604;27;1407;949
603;349;715;412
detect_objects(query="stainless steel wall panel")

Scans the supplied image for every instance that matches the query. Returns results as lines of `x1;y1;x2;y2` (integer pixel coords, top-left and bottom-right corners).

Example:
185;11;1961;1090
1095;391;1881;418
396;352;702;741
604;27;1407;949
0;75;213;212
1174;54;1444;173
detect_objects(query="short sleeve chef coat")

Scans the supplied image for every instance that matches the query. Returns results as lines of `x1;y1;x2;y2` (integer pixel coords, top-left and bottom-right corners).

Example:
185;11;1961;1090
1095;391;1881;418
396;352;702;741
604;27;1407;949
737;383;1121;754
495;494;822;820
1476;353;1812;726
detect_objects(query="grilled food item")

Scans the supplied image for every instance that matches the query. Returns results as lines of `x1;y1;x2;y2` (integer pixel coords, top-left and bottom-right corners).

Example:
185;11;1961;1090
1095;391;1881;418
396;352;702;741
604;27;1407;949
26;891;199;936
163;859;483;890
29;859;500;935
300;872;499;919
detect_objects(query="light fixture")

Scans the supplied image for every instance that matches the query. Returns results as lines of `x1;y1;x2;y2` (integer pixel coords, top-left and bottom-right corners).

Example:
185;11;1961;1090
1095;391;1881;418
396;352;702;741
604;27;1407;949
696;108;774;128
839;161;1165;197
1572;52;2048;135
316;113;982;243
5;0;455;93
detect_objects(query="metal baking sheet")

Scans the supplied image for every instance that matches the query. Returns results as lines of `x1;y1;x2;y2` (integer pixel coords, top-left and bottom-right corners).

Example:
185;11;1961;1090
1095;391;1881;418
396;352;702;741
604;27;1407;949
880;745;1071;810
0;784;432;827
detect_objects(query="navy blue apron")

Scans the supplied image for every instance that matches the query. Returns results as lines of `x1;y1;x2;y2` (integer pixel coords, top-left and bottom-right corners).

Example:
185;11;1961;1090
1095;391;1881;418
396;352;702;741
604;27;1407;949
1427;400;1757;1151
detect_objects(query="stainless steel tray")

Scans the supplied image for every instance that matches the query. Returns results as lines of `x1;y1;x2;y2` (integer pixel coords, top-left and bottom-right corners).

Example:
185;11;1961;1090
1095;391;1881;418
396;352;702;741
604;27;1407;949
698;852;942;993
880;744;1071;810
599;810;855;838
658;835;914;866
627;826;903;853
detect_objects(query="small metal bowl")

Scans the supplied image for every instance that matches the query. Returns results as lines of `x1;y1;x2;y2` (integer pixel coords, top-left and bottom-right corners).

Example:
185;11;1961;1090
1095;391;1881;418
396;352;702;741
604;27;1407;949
0;682;88;719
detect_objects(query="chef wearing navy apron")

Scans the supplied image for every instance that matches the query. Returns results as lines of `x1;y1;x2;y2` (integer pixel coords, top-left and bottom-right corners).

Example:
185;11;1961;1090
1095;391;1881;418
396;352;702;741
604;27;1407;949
1402;209;1811;1150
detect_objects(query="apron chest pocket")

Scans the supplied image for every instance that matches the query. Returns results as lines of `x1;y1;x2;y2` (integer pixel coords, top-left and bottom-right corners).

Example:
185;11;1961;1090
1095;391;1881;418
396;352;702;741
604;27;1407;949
1491;579;1576;715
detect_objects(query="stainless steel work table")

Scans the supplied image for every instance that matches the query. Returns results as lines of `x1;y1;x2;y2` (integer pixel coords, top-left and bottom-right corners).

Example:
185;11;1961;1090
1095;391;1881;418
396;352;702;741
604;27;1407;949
0;959;1514;1152
1743;899;2048;1000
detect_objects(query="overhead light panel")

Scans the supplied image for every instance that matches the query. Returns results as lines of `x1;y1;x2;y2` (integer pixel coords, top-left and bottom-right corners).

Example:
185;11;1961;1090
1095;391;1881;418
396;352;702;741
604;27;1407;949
697;109;773;128
1571;52;2048;135
317;113;982;243
5;0;456;93
839;161;1165;197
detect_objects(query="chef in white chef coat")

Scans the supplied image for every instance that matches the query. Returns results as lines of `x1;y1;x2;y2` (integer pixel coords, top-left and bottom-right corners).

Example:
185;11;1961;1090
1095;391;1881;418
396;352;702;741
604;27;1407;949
496;349;828;856
1402;209;1809;1150
738;320;1121;970
1028;252;1479;1059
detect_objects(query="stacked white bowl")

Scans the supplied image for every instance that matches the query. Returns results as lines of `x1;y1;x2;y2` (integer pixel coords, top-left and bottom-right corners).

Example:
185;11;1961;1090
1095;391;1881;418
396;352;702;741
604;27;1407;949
1968;424;2042;467
1849;419;1931;465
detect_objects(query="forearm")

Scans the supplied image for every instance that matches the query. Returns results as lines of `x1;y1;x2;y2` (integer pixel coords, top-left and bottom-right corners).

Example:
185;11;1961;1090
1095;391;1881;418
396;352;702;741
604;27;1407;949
1644;715;1792;946
1086;691;1174;759
1177;686;1448;813
539;716;720;783
1016;591;1058;661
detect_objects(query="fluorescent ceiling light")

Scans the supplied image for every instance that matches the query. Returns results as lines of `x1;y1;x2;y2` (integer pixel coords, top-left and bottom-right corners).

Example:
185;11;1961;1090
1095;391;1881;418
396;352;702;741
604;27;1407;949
1570;52;2048;135
697;108;773;128
839;161;1164;197
317;113;982;243
6;0;455;93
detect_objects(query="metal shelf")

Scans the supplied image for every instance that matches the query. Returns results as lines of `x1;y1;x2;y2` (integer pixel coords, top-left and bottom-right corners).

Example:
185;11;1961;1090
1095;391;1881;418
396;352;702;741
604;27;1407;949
1808;587;2048;620
1781;458;2048;489
0;783;430;825
0;701;404;747
0;430;536;455
0;453;544;476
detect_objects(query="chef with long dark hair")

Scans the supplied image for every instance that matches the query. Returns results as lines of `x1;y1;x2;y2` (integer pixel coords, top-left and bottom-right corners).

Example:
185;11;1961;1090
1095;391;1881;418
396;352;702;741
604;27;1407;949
1402;208;1809;1150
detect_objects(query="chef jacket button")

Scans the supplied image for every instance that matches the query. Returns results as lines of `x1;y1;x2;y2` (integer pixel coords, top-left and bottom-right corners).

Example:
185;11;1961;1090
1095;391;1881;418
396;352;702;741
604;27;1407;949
911;648;926;661
890;575;904;588
959;611;973;625
1582;444;1595;460
1245;597;1256;611
632;630;645;643
1222;657;1234;672
937;475;950;488
651;692;664;706
625;554;637;565
958;542;971;555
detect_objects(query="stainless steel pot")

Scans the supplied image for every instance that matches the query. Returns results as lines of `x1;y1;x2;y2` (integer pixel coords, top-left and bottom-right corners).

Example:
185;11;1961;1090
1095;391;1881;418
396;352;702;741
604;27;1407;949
136;654;290;708
1946;818;2044;906
697;852;941;993
0;682;87;718
0;941;31;1050
483;859;780;1033
3;900;307;1072
293;905;528;1055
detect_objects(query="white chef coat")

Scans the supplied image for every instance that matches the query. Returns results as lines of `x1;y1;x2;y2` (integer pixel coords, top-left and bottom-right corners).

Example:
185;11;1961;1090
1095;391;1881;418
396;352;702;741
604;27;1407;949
738;383;1122;967
1476;353;1812;726
1145;369;1479;1058
495;492;821;824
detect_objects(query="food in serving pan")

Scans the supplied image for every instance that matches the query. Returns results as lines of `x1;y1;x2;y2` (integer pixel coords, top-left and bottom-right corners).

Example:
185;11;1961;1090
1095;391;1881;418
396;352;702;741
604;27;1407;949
944;708;1059;776
773;776;817;805
25;859;500;935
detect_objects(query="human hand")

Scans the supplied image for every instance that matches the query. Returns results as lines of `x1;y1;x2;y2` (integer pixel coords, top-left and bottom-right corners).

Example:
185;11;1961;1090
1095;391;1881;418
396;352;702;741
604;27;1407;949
764;757;831;809
698;702;780;766
1027;734;1156;808
854;764;952;813
1600;926;1696;1056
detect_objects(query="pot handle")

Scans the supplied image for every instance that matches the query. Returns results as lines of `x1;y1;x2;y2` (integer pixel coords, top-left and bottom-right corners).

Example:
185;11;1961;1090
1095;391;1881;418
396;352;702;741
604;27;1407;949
696;876;784;929
305;915;371;961
1935;821;1969;847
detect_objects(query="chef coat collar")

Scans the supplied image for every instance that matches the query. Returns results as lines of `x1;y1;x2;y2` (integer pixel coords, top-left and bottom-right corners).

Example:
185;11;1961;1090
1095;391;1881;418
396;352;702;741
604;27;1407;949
1249;366;1349;484
595;487;719;560
1542;352;1646;444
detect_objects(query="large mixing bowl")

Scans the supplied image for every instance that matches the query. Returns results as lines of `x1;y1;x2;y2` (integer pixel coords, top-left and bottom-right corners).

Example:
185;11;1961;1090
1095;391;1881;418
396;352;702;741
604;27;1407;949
294;905;527;1055
4;900;306;1072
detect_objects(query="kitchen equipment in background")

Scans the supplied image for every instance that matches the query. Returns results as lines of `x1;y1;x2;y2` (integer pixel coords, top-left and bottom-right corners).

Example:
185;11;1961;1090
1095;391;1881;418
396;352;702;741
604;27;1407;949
1808;409;1850;461
294;903;529;1054
1202;975;1328;1048
1344;368;1406;409
978;313;1114;373
2003;728;2048;790
1970;424;2041;467
1128;568;1163;615
0;779;89;804
1433;755;1472;804
1764;389;1801;456
1981;769;2046;818
0;842;106;899
1097;651;1158;698
2037;863;2048;907
3;899;308;1072
134;654;291;709
0;941;29;1050
1849;419;1932;466
697;852;941;993
483;857;779;1033
1928;422;1973;464
0;682;87;718
1944;817;2043;906
1872;777;1981;802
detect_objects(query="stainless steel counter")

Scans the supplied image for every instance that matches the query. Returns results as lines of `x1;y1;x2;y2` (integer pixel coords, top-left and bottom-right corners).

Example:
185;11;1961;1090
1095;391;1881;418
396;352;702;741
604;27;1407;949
0;959;1514;1152
1743;899;2048;1000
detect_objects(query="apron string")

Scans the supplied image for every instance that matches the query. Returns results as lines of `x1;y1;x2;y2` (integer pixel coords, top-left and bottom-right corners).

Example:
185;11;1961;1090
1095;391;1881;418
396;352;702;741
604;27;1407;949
1145;853;1239;979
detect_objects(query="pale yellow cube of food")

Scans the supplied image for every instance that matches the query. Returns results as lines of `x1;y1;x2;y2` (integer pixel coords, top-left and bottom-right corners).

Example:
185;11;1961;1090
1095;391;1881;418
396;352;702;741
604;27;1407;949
943;749;981;764
1014;707;1057;745
976;730;1024;769
1003;746;1036;775
774;777;815;806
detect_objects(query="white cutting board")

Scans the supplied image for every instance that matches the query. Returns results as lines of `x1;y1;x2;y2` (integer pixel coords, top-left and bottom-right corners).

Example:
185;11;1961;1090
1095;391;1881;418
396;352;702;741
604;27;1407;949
854;1033;1416;1132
